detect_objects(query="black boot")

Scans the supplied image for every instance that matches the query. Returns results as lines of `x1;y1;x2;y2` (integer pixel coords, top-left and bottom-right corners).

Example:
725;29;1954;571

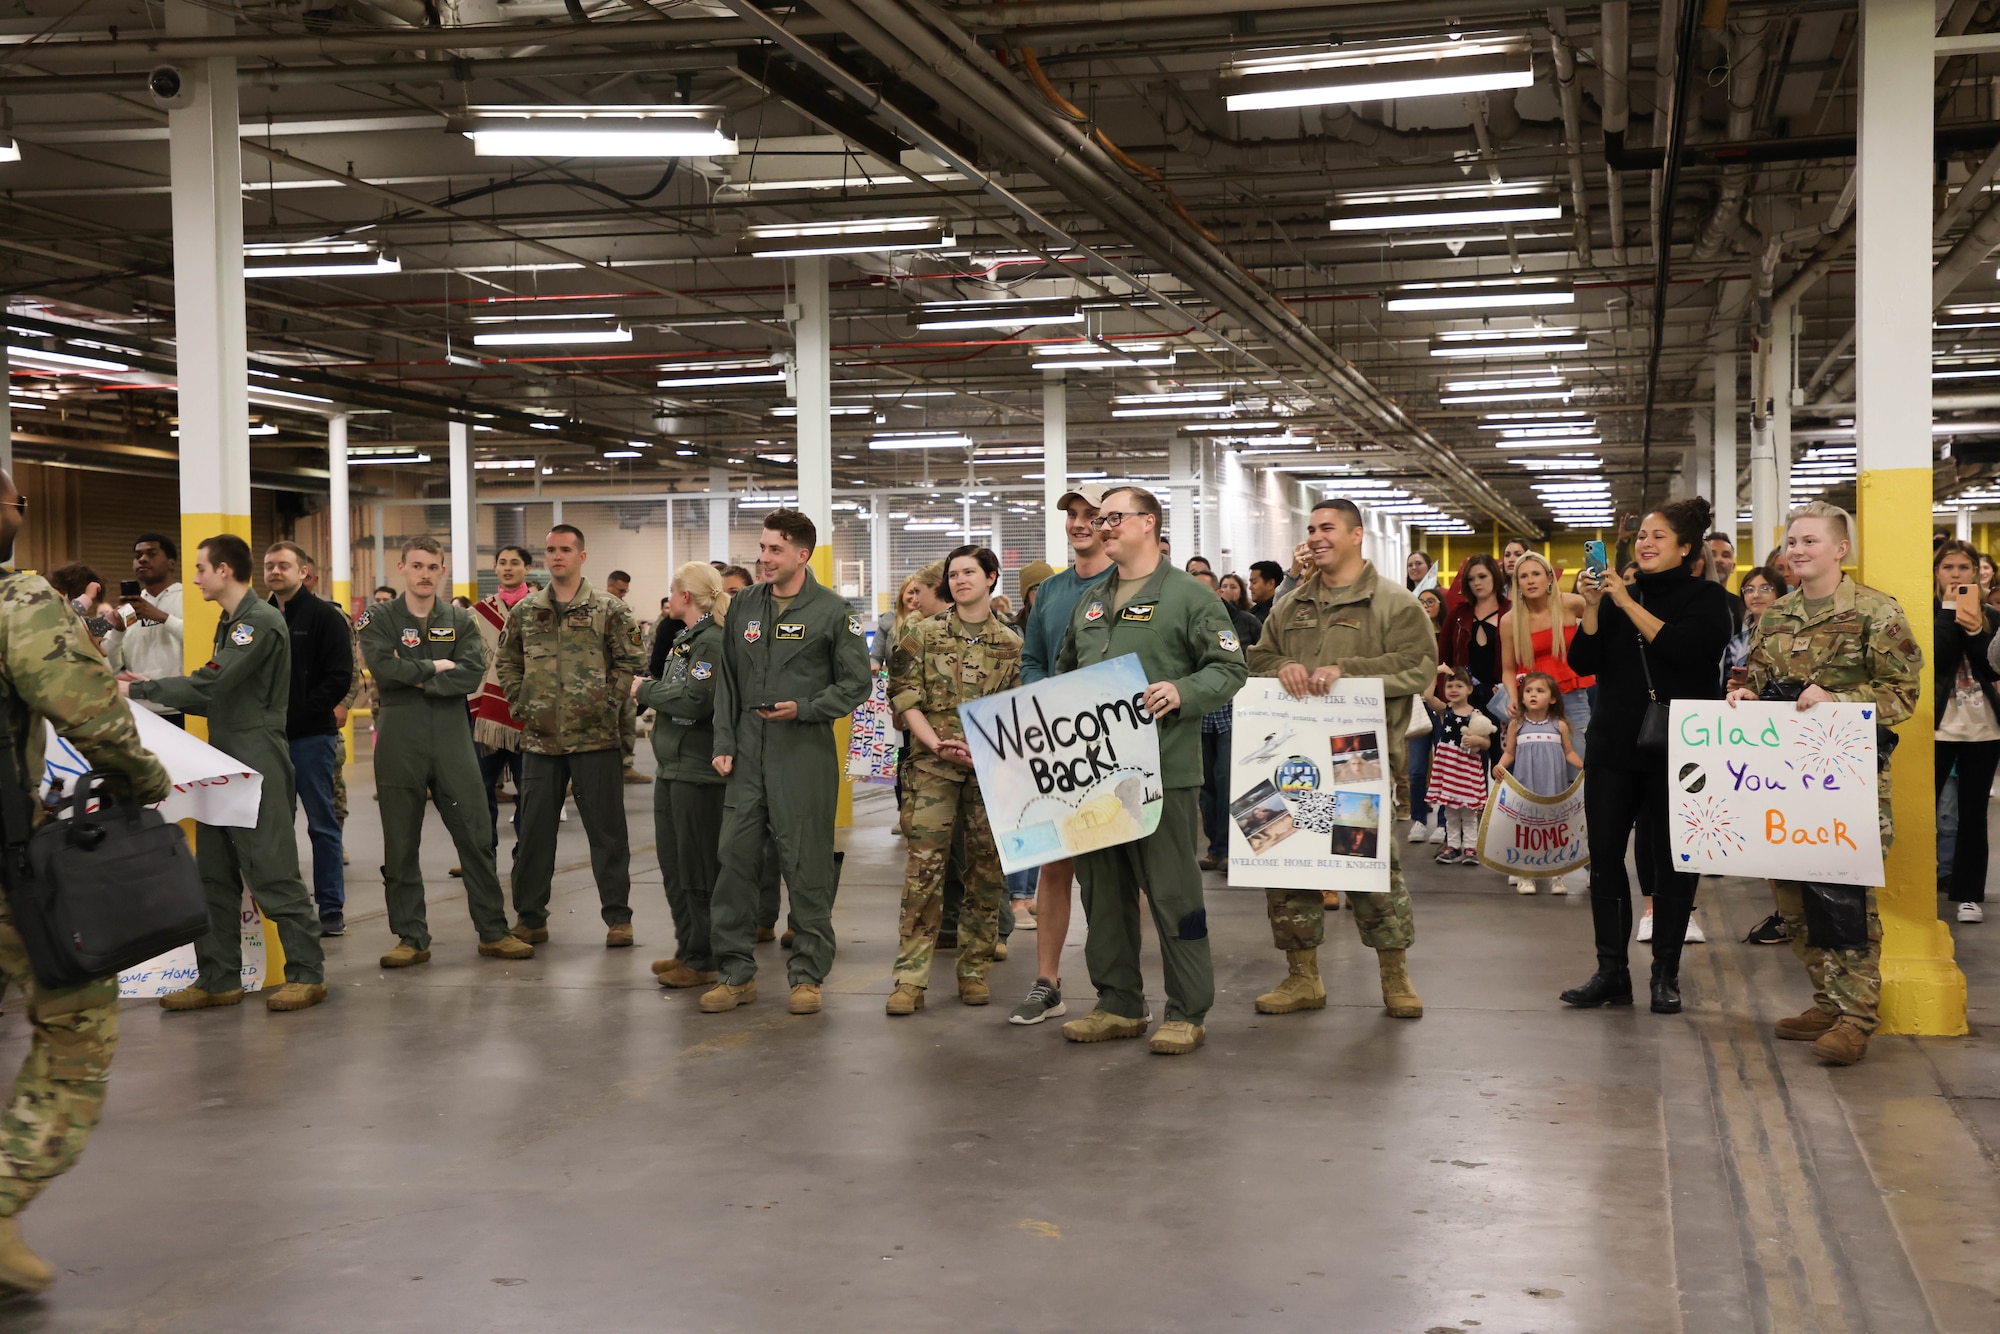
1650;958;1682;1014
1560;890;1634;1006
1560;970;1634;1007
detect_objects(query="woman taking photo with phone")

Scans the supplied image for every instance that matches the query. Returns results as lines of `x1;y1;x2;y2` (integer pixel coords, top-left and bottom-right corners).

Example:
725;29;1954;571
1936;539;2000;923
1558;498;1734;1015
1499;552;1593;754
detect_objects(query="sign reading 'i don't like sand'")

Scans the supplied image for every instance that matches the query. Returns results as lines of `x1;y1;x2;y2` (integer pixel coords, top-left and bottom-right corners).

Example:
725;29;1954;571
1667;700;1884;886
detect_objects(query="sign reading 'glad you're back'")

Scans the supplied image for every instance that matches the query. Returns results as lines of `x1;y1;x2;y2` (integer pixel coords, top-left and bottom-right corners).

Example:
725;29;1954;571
1667;699;1884;886
959;654;1163;874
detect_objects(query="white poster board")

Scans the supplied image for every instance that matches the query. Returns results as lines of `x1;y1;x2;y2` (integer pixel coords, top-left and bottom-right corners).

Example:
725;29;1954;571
1226;678;1392;892
958;654;1162;874
43;704;262;828
1476;771;1590;876
117;890;266;999
1668;700;1884;886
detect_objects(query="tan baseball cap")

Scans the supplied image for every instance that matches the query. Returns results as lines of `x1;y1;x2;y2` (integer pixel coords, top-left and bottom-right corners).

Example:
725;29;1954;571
1056;482;1112;511
1017;560;1057;598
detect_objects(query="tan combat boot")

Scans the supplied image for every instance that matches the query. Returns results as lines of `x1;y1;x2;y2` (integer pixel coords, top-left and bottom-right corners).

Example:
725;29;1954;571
780;928;797;949
159;985;245;1012
266;982;328;1012
1254;949;1327;1014
379;943;431;969
789;983;823;1015
958;977;991;1006
756;926;776;943
480;935;535;960
656;961;717;989
1060;1009;1149;1043
699;980;757;1013
1378;948;1423;1018
1149;1020;1206;1054
1811;1017;1870;1065
885;983;925;1015
509;922;549;944
1774;1006;1838;1041
993;940;1009;961
650;957;683;976
0;1216;55;1295
605;923;634;949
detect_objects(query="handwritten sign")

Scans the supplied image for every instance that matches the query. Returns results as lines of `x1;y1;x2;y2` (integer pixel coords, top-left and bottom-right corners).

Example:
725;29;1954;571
118;889;266;999
1476;771;1590;876
43;703;262;828
1668;700;1883;885
958;654;1161;873
1225;678;1391;893
846;672;899;784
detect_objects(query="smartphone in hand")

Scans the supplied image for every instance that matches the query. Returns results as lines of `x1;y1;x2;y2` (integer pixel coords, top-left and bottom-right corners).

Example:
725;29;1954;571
1583;540;1608;575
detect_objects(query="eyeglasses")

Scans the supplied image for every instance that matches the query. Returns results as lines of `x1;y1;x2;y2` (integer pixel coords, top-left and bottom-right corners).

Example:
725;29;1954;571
1089;511;1138;530
0;496;25;515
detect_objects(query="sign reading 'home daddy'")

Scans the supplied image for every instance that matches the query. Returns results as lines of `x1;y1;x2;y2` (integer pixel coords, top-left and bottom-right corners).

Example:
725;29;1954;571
958;654;1162;873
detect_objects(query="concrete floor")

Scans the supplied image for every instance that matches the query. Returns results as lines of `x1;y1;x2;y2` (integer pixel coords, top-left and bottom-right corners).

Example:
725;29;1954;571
3;749;1999;1333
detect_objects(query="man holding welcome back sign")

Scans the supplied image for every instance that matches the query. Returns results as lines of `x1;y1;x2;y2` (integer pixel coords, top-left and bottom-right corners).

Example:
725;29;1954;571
1052;486;1246;1055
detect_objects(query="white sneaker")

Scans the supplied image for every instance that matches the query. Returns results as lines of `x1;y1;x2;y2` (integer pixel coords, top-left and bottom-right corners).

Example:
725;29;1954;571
1959;902;1985;924
1515;877;1536;895
1636;912;1654;943
1408;820;1428;843
1684;913;1706;943
1428;824;1447;844
1549;876;1569;896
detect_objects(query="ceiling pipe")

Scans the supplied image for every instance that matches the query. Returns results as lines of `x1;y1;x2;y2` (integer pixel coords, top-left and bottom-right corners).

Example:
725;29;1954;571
1637;0;1704;510
1600;0;1629;266
0;48;741;97
1607;120;2000;169
1690;17;1769;261
1547;9;1593;266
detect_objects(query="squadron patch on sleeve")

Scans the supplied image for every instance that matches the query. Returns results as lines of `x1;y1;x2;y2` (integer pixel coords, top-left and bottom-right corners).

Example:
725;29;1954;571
691;661;713;680
230;622;255;647
848;613;864;637
1219;629;1240;653
356;608;373;629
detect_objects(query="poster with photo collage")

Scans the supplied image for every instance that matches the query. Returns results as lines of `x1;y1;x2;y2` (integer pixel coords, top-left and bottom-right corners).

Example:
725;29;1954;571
1225;678;1392;893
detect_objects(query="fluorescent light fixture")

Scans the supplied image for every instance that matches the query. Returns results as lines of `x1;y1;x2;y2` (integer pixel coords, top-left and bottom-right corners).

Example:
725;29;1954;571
529;422;561;431
358;453;432;465
1331;187;1560;232
1029;354;1177;370
243;241;401;278
770;403;874;417
247;384;332;406
1935;367;2000;379
1497;424;1598;437
1183;419;1281;432
656;368;787;389
868;434;974;450
742;216;952;258
872;388;957;398
1385;278;1575;313
910;298;1082;330
474;459;537;469
1441;390;1574;405
467;311;616;323
1430;329;1587;357
8;344;130;373
1443;374;1565;391
1113;390;1228;405
463;105;734;158
1034;341;1173;355
1109;404;1237;418
1497;435;1600;447
604;450;643;459
0;139;17;163
1220;34;1534;112
472;325;631;347
1481;409;1587;422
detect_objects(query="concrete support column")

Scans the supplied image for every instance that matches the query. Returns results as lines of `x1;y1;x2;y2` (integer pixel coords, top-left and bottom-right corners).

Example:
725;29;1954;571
708;468;732;564
1713;351;1738;554
793;256;833;583
1042;371;1068;565
1958;507;1974;541
372;503;385;594
1857;0;1964;1035
869;490;890;614
329;413;351;614
166;0;248;689
1690;409;1713;503
448;419;475;600
1168;435;1194;562
1772;307;1794;538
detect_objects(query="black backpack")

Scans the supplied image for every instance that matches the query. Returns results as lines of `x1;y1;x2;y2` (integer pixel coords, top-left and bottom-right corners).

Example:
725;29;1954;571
0;717;207;992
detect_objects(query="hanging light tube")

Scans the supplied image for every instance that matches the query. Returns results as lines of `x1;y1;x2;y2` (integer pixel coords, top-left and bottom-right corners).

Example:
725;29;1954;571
1430;329;1588;357
473;325;632;347
1220;34;1534;112
461;105;735;158
909;298;1082;330
1385;278;1575;312
1331;188;1560;232
742;216;953;257
244;242;402;278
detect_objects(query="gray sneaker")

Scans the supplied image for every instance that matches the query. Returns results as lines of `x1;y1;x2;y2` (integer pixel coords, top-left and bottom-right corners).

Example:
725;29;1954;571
1009;977;1067;1025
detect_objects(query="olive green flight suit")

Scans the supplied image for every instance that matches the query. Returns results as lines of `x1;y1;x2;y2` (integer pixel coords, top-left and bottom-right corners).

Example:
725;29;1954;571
358;596;511;949
130;592;326;991
638;613;728;973
710;570;873;987
1057;562;1248;1025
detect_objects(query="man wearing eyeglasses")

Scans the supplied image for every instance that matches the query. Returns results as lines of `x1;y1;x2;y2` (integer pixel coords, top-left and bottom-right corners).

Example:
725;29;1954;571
1051;486;1247;1054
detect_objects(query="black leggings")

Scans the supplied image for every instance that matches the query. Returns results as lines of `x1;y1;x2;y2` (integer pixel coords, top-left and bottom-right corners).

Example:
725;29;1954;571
1938;739;2000;903
1584;762;1697;972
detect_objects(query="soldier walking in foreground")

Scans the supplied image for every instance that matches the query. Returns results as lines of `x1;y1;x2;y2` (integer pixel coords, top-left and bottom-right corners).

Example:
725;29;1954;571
0;469;170;1294
497;524;644;948
885;547;1021;1015
359;537;535;967
125;533;328;1013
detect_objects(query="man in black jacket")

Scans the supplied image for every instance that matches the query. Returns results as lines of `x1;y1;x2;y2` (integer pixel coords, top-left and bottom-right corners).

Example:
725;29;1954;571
266;542;355;935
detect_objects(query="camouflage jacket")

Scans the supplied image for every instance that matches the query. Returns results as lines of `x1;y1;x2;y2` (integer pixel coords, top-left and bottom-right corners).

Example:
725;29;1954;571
0;569;170;831
890;608;1022;781
1743;576;1923;846
495;577;643;755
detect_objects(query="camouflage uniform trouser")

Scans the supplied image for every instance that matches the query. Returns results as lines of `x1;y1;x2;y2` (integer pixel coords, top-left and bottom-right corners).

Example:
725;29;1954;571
1265;840;1416;952
0;913;115;1218
894;766;1002;987
332;737;348;824
1772;880;1882;1033
620;694;638;768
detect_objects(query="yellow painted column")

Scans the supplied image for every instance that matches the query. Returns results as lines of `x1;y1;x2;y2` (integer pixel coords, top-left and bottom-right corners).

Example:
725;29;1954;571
810;542;854;829
1856;0;1962;1036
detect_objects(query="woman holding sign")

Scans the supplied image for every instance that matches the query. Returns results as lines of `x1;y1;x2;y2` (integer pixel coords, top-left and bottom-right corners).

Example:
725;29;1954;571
1730;503;1922;1066
1560;498;1734;1016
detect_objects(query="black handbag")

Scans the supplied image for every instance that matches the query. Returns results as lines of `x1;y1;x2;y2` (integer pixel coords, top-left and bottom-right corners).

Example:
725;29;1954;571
1631;594;1671;761
0;719;206;992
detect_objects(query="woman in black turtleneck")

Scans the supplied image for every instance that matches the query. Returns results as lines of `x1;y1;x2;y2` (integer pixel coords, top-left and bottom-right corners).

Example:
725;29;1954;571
1558;497;1734;1014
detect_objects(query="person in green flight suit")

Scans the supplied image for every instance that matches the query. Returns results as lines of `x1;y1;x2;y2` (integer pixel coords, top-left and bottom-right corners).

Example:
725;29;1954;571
640;562;732;990
123;533;328;1013
358;536;536;968
1052;486;1248;1055
699;509;872;1017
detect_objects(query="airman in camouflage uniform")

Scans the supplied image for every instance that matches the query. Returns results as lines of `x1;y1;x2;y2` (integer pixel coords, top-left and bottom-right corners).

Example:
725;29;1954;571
496;575;644;944
0;543;170;1294
885;608;1021;1011
1742;574;1922;1060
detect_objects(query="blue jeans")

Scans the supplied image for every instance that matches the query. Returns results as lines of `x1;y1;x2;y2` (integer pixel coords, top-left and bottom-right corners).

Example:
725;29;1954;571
1005;867;1038;900
290;733;344;920
1408;733;1434;826
1562;688;1592;764
480;743;525;855
1199;727;1233;860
